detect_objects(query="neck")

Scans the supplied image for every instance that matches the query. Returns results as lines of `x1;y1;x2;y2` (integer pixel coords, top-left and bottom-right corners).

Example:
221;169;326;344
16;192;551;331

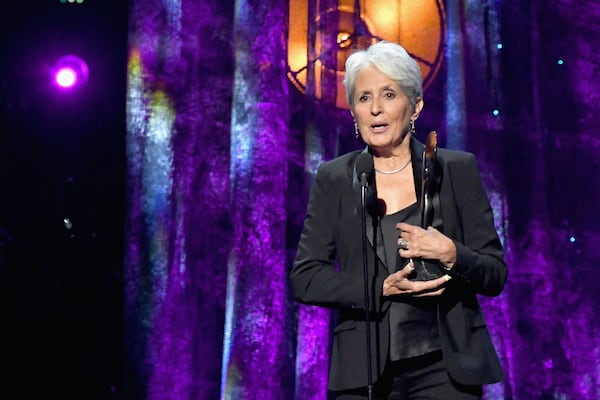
374;157;411;175
372;134;411;159
373;148;411;167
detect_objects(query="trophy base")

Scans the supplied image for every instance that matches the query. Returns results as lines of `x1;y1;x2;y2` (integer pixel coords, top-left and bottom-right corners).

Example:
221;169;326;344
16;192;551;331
409;259;445;281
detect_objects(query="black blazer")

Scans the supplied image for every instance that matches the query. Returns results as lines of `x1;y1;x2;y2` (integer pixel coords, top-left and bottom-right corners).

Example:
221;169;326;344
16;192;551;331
291;137;507;391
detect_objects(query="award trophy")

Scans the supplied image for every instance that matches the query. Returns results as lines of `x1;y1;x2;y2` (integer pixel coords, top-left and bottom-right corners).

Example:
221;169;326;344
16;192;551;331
412;131;444;280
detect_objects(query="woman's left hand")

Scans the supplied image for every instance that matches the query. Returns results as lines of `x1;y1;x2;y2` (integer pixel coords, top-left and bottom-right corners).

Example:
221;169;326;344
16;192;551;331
396;222;457;269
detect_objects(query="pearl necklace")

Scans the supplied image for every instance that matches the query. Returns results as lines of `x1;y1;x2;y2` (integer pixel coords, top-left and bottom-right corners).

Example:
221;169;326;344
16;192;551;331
374;158;411;175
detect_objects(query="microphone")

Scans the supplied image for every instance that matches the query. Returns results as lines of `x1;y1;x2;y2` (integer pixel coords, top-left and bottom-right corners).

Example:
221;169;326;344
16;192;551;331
355;151;374;399
355;152;374;187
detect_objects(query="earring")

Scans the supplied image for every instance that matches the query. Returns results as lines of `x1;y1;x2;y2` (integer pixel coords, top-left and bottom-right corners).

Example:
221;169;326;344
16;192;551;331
354;121;360;139
409;119;416;135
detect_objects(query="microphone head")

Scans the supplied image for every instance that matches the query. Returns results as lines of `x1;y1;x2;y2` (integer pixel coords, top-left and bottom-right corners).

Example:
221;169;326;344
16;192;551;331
355;152;374;186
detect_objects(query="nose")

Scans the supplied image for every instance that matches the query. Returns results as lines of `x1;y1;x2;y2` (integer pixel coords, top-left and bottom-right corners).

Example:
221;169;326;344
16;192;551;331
370;98;382;115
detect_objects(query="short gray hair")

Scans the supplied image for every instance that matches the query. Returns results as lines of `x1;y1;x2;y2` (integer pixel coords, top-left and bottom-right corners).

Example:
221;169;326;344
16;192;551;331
343;41;423;109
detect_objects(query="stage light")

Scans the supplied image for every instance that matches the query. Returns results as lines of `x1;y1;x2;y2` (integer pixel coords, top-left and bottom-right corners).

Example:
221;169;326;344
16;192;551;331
56;67;77;88
52;54;89;90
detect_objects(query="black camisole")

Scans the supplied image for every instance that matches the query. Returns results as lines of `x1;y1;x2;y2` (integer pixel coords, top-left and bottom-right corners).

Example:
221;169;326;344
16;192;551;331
380;203;441;361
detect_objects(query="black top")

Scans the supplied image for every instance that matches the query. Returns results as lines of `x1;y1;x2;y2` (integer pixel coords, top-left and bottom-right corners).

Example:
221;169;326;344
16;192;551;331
380;203;441;361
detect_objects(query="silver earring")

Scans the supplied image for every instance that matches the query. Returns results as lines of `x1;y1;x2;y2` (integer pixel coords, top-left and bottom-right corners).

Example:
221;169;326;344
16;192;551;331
409;119;416;135
354;121;360;139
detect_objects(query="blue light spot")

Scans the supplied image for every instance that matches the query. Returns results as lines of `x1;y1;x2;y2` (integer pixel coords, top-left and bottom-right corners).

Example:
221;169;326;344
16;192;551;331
569;236;576;243
492;109;500;116
496;43;503;50
557;59;564;65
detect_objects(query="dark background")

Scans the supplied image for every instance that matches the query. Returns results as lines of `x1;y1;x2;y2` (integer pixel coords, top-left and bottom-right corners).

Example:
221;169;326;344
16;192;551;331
0;2;128;398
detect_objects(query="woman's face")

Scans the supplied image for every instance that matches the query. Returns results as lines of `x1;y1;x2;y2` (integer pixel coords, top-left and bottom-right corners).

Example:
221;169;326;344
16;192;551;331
352;65;422;153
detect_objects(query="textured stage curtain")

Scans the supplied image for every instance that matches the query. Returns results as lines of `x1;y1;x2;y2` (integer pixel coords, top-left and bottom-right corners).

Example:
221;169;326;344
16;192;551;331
124;1;600;399
220;0;294;398
124;0;234;398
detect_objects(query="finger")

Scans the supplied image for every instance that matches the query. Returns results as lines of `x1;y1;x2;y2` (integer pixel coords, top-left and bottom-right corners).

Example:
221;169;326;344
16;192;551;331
426;226;439;234
423;274;451;286
414;287;446;297
390;290;414;296
396;222;418;233
391;269;449;296
411;275;450;293
399;260;415;276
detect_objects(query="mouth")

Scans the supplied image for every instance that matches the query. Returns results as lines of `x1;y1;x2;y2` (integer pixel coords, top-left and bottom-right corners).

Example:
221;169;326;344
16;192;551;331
370;122;388;132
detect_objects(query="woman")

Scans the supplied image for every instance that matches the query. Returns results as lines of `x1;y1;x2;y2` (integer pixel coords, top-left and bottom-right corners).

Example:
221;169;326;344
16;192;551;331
290;41;507;399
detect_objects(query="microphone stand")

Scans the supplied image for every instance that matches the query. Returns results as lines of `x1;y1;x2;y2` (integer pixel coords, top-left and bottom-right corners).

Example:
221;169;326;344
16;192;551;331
359;173;373;400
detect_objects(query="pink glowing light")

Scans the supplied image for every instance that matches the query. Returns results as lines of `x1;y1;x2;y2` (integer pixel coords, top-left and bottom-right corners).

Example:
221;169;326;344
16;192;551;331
52;54;89;90
55;67;78;88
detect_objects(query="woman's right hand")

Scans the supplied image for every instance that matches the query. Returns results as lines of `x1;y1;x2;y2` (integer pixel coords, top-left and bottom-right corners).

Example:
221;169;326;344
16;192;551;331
382;260;451;297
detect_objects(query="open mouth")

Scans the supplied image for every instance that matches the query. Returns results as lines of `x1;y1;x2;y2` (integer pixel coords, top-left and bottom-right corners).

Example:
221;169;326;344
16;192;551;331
371;122;388;131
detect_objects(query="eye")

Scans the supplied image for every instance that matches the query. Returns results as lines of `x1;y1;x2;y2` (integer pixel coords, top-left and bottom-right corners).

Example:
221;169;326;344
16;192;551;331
384;91;396;99
358;94;369;103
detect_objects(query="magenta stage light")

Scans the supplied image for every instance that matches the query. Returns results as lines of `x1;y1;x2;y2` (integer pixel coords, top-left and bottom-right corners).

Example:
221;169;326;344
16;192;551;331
52;54;89;89
56;67;77;88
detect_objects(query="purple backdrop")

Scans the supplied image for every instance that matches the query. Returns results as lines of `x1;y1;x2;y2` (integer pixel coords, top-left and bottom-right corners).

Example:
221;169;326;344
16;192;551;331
125;1;600;399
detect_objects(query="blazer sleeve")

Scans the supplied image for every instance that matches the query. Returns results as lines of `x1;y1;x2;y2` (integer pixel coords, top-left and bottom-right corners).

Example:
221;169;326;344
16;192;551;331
445;153;508;297
290;162;386;310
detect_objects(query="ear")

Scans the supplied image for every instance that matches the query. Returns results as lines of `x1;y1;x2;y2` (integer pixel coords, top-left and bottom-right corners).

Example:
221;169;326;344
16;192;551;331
412;97;424;120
